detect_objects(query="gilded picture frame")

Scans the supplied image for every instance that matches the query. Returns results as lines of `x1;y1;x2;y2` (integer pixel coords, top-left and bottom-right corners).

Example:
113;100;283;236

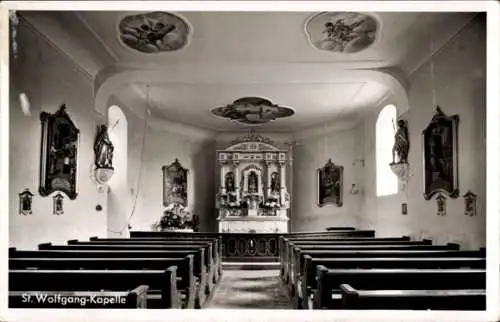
317;159;343;207
422;106;459;200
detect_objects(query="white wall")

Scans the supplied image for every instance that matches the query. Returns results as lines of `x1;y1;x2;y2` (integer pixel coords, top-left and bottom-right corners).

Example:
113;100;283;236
126;126;217;233
9;18;107;249
359;14;486;250
291;125;364;232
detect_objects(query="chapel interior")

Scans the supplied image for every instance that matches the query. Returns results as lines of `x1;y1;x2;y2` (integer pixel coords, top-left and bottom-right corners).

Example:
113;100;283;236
6;9;489;314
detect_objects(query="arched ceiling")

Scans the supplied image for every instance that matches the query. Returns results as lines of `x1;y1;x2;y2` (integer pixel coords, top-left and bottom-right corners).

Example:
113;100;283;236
20;10;477;135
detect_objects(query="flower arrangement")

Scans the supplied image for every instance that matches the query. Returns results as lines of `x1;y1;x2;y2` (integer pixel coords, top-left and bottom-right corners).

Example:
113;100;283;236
152;203;197;231
262;197;280;209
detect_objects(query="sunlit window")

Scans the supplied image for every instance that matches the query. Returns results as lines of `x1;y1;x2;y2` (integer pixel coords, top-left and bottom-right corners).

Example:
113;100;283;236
376;104;398;196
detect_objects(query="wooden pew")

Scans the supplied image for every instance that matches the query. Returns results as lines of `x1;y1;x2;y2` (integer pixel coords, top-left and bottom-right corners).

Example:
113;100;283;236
9;268;181;309
40;242;216;295
339;284;486;310
10;286;149;308
279;236;412;278
325;227;356;231
298;256;486;309
286;243;460;287
11;248;208;307
10;255;196;309
87;237;221;282
313;267;486;309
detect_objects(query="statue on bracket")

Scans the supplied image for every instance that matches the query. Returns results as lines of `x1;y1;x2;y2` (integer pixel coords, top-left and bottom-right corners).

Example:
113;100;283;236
162;159;188;207
317;159;343;207
39;104;79;200
53;193;64;216
94;124;114;170
463;190;478;217
422;106;459;200
391;119;409;165
436;193;446;216
19;189;34;216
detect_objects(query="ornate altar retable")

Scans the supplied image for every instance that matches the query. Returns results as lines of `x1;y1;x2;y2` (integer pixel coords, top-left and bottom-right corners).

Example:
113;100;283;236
216;134;291;233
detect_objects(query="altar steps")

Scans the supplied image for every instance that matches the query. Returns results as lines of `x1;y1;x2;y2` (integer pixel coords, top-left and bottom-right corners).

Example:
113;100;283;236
222;256;280;270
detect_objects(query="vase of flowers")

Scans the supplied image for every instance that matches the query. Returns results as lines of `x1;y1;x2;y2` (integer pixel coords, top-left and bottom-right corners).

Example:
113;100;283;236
152;203;194;231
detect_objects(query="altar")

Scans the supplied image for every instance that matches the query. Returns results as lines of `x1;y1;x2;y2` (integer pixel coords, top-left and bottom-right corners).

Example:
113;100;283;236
215;133;291;233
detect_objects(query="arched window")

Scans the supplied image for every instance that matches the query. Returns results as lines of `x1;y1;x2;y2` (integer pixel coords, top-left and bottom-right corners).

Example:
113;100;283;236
376;104;398;196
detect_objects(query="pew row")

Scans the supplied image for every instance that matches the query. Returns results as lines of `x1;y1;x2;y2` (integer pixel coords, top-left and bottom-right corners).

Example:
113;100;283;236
286;243;461;287
39;242;215;296
10;248;208;308
9;268;181;309
89;236;222;279
339;284;486;310
9;286;149;308
10;255;197;309
297;256;486;309
313;267;486;309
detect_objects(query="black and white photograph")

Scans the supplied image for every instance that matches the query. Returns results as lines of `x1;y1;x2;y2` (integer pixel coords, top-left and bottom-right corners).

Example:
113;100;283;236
0;2;499;322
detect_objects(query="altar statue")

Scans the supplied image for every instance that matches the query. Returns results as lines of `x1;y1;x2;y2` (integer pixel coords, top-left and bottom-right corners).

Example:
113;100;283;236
248;172;258;193
94;124;114;169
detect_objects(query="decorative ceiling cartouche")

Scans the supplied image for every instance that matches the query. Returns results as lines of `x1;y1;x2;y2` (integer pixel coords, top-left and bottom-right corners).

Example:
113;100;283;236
119;12;190;53
306;12;378;53
211;97;294;125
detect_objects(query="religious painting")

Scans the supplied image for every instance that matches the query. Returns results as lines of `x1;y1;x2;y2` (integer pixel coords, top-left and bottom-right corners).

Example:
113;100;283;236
270;171;280;195
306;12;378;53
53;193;64;216
436;193;446;216
463;190;478;217
119;11;191;53
211;97;294;125
162;159;188;207
39;104;79;200
422;106;459;200
19;188;34;216
317;159;343;207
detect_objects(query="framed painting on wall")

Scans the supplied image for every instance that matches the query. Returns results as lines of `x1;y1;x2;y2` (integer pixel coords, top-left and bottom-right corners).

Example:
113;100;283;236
162;158;188;207
39;104;79;200
317;159;343;207
422;106;459;200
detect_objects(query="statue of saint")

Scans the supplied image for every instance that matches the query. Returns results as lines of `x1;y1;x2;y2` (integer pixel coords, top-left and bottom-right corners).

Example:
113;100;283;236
248;172;258;193
392;120;409;164
270;172;280;194
94;124;114;169
225;172;235;192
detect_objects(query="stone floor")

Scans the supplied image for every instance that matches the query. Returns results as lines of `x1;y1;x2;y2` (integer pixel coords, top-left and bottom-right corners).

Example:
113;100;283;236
204;269;293;309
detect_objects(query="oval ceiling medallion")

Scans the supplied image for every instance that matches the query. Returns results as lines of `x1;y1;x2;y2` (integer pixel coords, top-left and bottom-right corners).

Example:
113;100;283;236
306;12;378;53
119;11;190;53
211;97;294;125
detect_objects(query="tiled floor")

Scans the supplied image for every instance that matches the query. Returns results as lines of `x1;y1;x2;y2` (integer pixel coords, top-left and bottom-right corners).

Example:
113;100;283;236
204;269;293;309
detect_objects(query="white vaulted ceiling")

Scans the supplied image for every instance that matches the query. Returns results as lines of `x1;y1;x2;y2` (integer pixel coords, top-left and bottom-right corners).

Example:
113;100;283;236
20;10;477;134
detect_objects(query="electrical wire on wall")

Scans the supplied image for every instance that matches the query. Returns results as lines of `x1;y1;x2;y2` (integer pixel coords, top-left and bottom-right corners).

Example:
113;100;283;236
106;84;151;235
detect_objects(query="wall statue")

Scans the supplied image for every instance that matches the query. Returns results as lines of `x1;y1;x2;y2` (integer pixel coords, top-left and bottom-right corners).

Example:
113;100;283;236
392;119;409;164
94;124;114;169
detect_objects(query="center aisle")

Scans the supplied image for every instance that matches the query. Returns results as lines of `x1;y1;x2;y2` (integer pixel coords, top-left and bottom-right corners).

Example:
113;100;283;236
204;270;293;309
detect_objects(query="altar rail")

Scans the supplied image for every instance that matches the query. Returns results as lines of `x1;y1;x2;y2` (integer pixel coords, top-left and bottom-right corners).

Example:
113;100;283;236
220;233;282;258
